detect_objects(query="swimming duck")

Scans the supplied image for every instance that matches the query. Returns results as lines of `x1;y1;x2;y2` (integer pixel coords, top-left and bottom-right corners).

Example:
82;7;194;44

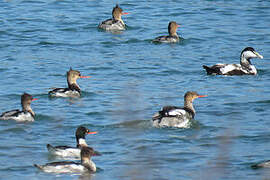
35;147;100;174
152;21;180;43
98;4;129;31
203;47;263;75
49;68;90;98
47;126;98;158
0;93;37;122
152;91;207;128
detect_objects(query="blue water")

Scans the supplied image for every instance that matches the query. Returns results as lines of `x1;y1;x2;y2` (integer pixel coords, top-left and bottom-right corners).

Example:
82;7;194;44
0;0;270;179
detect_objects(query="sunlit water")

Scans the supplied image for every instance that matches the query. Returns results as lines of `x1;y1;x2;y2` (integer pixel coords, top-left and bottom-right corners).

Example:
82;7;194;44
0;0;270;179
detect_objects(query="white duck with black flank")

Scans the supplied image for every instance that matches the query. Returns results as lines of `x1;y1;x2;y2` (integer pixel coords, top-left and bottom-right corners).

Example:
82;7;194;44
98;4;129;31
49;68;90;98
35;147;100;174
0;93;37;122
47;126;98;158
152;21;180;43
203;47;263;75
152;91;207;128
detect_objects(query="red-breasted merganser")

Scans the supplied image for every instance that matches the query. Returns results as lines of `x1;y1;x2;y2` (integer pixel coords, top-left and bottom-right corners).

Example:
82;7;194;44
35;146;100;174
152;21;180;43
98;4;129;31
48;68;90;98
152;91;207;128
203;47;264;75
0;93;37;122
47;126;98;158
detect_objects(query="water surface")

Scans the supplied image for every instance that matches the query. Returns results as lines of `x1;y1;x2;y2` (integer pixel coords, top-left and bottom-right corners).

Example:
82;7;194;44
0;0;270;179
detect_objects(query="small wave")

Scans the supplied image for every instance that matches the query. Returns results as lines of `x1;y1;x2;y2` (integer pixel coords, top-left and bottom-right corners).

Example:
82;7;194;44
59;28;78;32
37;41;57;45
250;100;270;104
35;114;58;122
85;111;102;116
21;0;45;4
0;127;27;134
81;91;97;97
108;119;151;129
123;38;143;44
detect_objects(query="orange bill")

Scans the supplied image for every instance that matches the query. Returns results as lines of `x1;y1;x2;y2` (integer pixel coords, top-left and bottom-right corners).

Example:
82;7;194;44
93;151;102;156
198;95;207;98
88;131;97;134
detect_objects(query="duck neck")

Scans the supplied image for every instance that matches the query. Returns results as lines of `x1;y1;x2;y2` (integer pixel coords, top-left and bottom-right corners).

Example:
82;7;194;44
113;14;124;25
119;18;125;26
77;138;88;148
67;78;80;91
169;32;178;37
22;103;35;117
240;54;252;70
168;26;178;37
82;157;96;172
184;100;195;115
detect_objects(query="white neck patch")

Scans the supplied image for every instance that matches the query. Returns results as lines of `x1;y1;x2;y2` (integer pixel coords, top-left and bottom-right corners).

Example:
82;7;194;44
79;138;88;146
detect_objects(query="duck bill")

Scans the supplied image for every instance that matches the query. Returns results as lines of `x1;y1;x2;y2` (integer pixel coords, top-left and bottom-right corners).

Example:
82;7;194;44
93;151;102;156
198;95;207;98
88;131;97;135
80;76;91;78
32;98;38;101
122;12;129;15
254;51;263;59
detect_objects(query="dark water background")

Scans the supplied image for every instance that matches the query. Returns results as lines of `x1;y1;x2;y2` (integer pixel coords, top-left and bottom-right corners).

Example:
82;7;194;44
0;0;270;179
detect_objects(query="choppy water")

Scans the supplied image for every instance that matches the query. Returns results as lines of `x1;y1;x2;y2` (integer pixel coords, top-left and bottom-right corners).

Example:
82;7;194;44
0;0;270;179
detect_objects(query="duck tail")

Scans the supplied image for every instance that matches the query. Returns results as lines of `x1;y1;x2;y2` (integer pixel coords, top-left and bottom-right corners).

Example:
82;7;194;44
47;144;56;152
203;65;216;75
34;164;43;169
152;112;162;121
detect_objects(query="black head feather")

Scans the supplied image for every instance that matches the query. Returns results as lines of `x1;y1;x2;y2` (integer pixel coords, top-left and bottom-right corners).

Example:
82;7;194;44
241;47;255;55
